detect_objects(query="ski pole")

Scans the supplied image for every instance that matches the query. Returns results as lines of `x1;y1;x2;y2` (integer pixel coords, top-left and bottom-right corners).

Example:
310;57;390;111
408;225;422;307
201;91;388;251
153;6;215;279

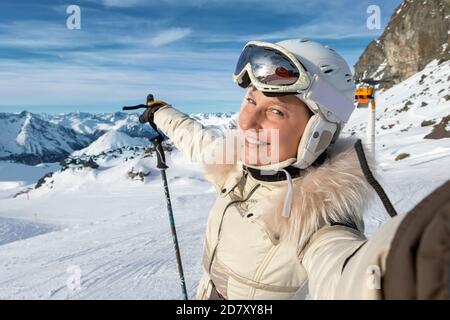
123;94;188;300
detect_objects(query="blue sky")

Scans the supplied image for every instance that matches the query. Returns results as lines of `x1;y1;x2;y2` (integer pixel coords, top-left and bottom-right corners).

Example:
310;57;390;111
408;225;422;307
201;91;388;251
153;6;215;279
0;0;402;114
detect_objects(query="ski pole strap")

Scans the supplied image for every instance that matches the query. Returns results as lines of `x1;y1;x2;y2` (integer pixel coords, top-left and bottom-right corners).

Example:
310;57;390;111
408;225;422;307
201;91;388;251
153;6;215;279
147;119;160;137
354;139;398;217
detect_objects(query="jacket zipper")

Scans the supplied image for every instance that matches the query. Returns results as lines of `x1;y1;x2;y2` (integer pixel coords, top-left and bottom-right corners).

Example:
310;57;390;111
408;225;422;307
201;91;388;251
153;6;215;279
208;183;261;274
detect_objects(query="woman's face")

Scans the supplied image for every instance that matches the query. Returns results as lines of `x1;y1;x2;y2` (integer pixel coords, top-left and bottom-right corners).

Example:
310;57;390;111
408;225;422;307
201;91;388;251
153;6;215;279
239;87;312;166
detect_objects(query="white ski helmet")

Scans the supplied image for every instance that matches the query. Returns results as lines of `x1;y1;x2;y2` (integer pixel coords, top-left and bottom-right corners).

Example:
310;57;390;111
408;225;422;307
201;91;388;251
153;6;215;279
275;39;356;168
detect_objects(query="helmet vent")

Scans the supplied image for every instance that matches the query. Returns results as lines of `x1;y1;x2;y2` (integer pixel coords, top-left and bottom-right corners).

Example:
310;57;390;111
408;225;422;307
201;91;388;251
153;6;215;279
320;64;336;75
344;73;352;83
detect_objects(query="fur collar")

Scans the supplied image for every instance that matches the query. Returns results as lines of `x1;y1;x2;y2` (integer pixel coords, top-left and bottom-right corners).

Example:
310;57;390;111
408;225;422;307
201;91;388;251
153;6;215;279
203;138;372;253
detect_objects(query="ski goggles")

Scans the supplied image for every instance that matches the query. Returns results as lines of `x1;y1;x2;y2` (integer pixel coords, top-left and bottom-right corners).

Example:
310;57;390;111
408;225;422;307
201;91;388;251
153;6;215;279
233;41;311;95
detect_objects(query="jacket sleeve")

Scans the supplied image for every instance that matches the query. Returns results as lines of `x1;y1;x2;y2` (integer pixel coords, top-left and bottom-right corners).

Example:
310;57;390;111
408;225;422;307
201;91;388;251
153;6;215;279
301;215;404;299
153;106;239;192
153;106;225;163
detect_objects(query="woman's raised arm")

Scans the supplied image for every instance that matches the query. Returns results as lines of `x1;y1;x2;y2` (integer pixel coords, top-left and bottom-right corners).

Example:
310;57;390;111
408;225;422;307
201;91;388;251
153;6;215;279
301;216;404;299
153;106;227;164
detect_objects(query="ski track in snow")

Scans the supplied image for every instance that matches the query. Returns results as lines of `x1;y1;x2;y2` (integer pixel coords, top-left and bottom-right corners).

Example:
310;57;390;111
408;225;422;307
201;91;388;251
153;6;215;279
0;217;60;246
0;176;212;299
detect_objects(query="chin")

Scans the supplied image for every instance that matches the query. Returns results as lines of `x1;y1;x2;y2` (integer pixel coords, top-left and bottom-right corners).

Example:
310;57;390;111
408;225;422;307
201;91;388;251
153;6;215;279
243;151;259;165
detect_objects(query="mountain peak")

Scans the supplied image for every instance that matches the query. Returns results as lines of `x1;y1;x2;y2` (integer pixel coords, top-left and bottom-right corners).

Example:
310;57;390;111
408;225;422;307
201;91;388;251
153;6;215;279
72;130;148;156
19;110;31;117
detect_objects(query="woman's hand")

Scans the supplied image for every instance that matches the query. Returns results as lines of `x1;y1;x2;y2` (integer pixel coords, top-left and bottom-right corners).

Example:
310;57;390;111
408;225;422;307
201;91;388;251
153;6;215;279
139;100;171;124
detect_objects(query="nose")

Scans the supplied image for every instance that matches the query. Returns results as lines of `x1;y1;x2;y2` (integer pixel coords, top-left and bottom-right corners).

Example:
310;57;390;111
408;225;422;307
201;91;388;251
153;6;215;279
239;106;264;131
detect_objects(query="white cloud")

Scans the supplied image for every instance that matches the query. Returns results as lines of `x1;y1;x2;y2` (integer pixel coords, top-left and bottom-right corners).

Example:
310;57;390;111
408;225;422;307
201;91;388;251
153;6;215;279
100;0;144;7
198;20;382;44
253;21;383;40
149;28;191;47
0;47;242;110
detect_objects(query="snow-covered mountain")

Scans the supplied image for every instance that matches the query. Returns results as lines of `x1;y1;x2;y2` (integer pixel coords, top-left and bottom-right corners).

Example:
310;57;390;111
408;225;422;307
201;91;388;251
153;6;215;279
41;112;157;138
0;111;93;165
72;131;149;156
0;111;237;165
43;111;237;136
190;112;238;128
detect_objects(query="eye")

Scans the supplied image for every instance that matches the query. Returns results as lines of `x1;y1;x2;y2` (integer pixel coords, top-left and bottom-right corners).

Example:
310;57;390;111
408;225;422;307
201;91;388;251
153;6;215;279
246;97;256;105
269;108;284;118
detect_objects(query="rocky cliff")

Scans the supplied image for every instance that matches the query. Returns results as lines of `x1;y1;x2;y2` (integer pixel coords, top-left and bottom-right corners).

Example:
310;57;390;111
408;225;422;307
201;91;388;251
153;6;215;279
354;0;450;90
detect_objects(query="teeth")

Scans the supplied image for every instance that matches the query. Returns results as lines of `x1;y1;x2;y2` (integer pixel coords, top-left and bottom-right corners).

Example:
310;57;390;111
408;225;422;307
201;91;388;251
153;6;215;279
246;136;268;145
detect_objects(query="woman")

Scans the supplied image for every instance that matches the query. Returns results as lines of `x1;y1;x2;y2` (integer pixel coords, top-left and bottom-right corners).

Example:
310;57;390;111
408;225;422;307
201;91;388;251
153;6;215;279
144;39;405;299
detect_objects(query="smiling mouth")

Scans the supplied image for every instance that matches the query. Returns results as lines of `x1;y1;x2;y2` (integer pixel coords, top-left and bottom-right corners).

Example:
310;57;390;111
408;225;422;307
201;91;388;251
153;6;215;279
245;136;270;147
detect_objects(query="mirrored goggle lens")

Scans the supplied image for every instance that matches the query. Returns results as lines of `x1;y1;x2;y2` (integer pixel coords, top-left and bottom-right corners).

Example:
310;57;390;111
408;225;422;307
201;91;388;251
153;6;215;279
234;45;300;86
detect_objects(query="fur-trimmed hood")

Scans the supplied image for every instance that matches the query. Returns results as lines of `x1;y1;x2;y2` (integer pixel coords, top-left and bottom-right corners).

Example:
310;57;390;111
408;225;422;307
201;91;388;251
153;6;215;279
203;137;372;253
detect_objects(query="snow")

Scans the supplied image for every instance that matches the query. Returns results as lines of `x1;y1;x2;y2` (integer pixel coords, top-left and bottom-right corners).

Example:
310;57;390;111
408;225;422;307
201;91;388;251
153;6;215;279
0;217;59;246
15;112;31;147
42;112;139;136
343;59;450;235
0;149;211;299
72;130;148;156
0;111;92;160
0;111;236;163
0;161;60;199
0;59;450;299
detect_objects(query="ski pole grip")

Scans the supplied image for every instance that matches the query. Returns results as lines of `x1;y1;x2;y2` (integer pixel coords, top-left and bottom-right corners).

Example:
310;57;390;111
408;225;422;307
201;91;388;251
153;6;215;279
150;135;168;170
123;104;147;111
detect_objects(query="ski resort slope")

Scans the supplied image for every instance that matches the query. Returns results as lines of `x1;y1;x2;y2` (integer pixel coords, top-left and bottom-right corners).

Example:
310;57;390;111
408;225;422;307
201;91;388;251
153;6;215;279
0;60;449;299
0;150;213;299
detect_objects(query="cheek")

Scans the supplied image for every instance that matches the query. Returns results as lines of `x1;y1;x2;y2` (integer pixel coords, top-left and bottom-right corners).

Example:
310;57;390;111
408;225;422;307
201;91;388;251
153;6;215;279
237;112;247;132
237;104;252;129
274;121;303;151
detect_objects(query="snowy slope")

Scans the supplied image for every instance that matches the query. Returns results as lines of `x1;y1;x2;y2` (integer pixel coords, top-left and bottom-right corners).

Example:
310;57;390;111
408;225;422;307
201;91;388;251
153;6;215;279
344;59;450;168
342;59;450;235
0;146;211;299
0;161;60;200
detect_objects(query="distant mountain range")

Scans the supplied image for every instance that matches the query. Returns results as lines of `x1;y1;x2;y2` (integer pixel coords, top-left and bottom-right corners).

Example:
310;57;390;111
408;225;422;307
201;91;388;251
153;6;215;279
0;111;237;165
